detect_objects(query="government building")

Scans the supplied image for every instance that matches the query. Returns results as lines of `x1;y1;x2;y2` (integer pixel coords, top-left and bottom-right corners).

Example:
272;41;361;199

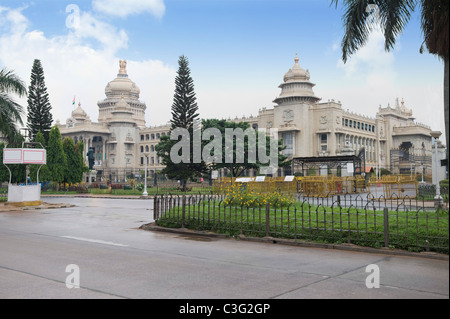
58;55;438;182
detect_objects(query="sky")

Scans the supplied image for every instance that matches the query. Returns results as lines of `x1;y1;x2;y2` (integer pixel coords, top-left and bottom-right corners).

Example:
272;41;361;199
0;0;446;143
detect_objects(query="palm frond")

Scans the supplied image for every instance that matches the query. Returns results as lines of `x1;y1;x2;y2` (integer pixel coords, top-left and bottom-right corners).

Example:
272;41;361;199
0;68;27;97
377;0;417;52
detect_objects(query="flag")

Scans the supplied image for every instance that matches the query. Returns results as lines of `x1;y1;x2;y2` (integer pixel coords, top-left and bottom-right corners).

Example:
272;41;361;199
72;96;76;106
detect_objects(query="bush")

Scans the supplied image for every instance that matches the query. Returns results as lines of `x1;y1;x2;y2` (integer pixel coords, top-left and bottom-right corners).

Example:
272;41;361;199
221;183;295;208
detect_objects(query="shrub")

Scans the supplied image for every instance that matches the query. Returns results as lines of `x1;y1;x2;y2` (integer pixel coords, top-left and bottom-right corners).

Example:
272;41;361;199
221;183;295;208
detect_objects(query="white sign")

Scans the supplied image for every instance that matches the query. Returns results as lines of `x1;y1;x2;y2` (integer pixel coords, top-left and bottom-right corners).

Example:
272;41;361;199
3;148;47;165
255;176;266;182
3;149;22;164
284;176;295;182
211;170;219;180
347;163;354;174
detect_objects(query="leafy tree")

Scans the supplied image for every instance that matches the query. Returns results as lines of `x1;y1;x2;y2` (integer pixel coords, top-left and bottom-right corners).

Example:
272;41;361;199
0;67;26;143
27;59;53;143
47;126;66;184
331;0;449;150
202;119;291;177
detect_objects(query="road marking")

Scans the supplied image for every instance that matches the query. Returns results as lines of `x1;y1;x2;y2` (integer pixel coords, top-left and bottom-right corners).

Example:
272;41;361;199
61;236;129;247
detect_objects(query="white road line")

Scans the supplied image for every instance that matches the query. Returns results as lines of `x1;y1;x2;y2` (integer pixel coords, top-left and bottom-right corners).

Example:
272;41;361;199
61;236;129;247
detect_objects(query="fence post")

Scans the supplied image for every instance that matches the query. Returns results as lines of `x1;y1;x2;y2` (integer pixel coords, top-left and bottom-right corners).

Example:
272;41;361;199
182;195;186;228
153;196;159;223
265;201;270;237
383;207;389;247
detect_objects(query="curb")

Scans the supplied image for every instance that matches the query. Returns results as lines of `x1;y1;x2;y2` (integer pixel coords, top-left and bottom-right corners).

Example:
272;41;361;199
141;223;449;261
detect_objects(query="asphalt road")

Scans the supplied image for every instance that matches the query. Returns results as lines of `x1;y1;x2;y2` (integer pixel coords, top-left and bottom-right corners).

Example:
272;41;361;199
0;197;448;301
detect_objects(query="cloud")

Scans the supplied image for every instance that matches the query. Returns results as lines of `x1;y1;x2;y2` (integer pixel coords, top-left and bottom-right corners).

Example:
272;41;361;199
92;0;166;19
0;5;175;128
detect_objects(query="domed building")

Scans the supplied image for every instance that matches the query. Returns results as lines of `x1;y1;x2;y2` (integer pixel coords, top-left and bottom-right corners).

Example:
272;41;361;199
58;56;437;182
59;60;165;183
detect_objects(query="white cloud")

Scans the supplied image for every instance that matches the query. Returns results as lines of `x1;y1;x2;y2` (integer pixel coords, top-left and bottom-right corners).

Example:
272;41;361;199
0;5;175;128
92;0;166;19
322;28;446;137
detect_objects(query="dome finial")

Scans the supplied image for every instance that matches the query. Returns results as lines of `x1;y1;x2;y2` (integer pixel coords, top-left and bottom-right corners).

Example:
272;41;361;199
119;60;127;75
295;53;299;65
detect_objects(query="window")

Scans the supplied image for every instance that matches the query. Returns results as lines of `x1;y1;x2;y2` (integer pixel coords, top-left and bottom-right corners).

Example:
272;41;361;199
146;134;150;141
145;145;149;152
357;122;360;129
345;119;348;126
282;132;293;157
140;146;144;153
140;135;144;141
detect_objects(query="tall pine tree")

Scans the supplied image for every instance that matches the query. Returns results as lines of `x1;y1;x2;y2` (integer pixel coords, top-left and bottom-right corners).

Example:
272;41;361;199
27;59;53;143
156;55;207;189
170;55;199;131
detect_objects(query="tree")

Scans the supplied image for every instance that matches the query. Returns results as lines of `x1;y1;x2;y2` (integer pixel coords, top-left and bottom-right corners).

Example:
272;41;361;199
170;55;200;131
331;0;449;150
27;59;53;143
156;55;207;189
29;131;51;183
0;68;26;143
63;137;86;184
0;141;26;183
47;126;66;184
202;119;291;178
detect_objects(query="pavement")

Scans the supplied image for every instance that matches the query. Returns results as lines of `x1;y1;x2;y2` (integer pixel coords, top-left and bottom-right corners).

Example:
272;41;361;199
1;194;447;262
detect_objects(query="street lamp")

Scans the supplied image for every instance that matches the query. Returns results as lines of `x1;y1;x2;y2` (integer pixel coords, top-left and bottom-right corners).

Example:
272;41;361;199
430;131;442;207
142;153;149;197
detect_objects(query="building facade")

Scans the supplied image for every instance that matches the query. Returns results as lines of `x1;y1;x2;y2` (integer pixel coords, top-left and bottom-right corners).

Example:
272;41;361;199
58;56;437;182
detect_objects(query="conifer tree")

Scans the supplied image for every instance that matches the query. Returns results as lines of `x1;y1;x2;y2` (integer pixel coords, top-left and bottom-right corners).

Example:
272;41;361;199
156;55;207;190
47;126;66;184
170;55;199;131
27;59;53;143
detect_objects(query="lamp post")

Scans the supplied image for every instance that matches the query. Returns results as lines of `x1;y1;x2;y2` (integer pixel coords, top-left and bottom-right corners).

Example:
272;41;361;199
430;131;442;207
143;153;149;197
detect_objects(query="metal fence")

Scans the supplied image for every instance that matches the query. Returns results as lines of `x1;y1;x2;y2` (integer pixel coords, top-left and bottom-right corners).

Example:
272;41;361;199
154;193;449;254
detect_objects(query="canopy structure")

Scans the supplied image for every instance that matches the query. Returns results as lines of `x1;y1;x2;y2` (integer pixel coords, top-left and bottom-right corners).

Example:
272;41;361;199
293;149;366;177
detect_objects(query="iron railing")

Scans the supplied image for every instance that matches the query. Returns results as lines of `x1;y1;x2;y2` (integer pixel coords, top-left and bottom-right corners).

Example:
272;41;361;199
154;193;449;254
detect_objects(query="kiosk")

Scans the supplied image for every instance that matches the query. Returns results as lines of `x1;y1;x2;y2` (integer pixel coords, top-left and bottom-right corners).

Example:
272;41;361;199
3;143;47;207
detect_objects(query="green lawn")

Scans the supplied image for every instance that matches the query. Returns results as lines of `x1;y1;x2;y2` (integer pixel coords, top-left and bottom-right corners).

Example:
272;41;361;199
157;201;449;254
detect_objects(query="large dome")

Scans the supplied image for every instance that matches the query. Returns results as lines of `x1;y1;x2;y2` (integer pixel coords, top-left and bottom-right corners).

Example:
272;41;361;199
105;60;140;99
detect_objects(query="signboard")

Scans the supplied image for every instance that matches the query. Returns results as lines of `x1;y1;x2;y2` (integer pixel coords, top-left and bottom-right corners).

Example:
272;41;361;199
347;163;354;174
211;170;219;180
284;176;295;182
3;148;47;165
255;176;265;182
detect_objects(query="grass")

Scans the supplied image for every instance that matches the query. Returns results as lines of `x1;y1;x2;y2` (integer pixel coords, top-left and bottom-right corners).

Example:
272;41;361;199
156;200;449;254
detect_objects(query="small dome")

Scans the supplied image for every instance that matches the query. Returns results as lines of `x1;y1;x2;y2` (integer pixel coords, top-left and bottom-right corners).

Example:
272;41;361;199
283;53;310;83
72;103;88;119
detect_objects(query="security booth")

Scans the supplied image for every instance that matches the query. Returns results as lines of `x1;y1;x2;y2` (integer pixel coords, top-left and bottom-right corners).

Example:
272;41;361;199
3;143;47;206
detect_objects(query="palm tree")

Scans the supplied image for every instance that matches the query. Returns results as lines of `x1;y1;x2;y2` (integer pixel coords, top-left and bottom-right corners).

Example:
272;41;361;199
0;68;27;143
331;0;449;150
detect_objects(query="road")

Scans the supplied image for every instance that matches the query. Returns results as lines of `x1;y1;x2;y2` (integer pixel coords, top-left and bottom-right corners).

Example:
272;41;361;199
0;197;448;301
